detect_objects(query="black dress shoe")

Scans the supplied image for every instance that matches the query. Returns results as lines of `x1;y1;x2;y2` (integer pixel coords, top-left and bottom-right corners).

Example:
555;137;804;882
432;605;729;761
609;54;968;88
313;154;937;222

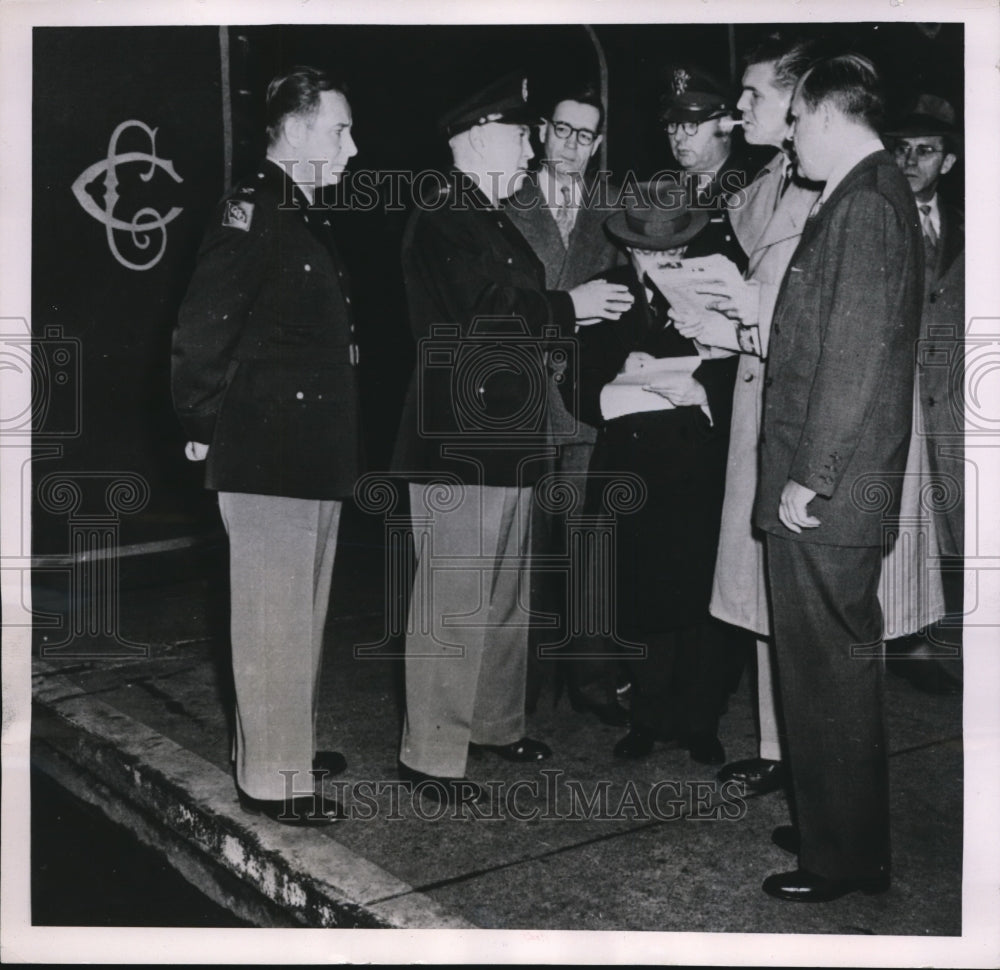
312;750;348;778
468;737;552;763
686;732;725;766
771;824;800;854
237;789;344;826
762;868;889;902
397;762;485;807
613;725;657;760
717;757;788;795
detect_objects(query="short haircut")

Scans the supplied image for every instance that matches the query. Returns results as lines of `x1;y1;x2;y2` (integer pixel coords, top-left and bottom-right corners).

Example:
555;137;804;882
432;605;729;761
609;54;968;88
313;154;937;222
797;54;884;131
265;66;347;146
744;33;818;91
546;83;605;131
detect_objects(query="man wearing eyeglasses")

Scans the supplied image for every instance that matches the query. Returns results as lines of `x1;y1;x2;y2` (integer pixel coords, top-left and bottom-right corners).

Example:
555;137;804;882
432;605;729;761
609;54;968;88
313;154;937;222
883;94;965;696
507;85;626;726
660;64;768;269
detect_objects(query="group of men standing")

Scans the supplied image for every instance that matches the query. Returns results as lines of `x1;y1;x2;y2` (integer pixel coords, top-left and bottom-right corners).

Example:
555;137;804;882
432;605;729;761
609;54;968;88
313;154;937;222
170;31;964;903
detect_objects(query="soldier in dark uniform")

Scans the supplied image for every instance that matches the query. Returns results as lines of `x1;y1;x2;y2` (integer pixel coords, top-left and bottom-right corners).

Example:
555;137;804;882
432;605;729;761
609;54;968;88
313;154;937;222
392;73;633;803
171;67;362;825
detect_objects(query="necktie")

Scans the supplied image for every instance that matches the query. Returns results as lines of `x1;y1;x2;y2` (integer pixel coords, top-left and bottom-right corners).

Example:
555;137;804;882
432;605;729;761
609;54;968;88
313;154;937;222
554;184;574;247
919;203;939;254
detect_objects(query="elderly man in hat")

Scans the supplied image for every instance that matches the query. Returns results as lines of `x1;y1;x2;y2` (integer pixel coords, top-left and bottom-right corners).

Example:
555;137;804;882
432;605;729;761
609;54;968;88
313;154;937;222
392;73;633;804
560;180;739;764
883;94;965;695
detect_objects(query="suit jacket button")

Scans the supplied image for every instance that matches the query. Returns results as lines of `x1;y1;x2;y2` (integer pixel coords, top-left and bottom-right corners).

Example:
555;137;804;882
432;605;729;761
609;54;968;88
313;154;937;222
743;372;754;382
773;324;781;334
764;377;774;388
296;391;304;400
929;293;938;303
304;263;311;271
928;396;936;407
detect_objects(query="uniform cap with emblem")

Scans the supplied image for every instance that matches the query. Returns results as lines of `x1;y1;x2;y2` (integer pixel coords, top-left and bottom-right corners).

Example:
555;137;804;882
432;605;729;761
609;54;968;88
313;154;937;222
660;65;735;124
438;71;540;137
884;93;960;140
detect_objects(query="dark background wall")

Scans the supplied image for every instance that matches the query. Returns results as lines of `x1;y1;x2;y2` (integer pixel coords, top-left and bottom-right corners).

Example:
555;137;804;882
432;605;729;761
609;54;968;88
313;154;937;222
31;22;963;556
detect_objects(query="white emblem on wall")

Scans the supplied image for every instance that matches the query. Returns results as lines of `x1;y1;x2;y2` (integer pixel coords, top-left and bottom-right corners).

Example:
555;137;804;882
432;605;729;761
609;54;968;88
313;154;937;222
71;120;184;272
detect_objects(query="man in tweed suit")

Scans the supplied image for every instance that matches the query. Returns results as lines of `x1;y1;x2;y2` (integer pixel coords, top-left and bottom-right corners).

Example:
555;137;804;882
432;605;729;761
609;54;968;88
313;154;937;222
755;55;923;902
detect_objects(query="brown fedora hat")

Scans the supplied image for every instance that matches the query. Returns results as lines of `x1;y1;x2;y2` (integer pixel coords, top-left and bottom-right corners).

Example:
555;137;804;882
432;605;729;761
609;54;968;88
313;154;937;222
606;179;710;249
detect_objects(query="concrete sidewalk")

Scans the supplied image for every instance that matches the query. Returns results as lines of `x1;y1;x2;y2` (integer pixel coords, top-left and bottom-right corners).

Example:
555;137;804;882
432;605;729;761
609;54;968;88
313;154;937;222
30;511;964;935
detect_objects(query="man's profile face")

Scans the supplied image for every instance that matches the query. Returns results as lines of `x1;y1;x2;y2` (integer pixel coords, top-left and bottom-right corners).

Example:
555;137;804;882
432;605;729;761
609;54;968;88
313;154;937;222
668;117;732;174
542;100;602;179
738;61;792;149
788;87;827;182
298;90;358;187
894;135;956;201
481;122;535;200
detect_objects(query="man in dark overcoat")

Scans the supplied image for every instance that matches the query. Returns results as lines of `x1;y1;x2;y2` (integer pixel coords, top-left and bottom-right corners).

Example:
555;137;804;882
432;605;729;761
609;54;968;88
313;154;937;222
391;73;633;802
755;55;923;901
171;67;362;825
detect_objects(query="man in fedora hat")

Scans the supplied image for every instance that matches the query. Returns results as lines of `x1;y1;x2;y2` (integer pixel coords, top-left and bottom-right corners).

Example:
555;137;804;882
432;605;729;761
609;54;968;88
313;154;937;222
560;180;739;765
392;72;633;803
883;93;965;695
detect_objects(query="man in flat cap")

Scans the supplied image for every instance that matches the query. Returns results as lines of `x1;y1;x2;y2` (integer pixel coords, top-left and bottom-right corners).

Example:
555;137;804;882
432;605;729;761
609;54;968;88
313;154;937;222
883;94;965;695
392;72;633;803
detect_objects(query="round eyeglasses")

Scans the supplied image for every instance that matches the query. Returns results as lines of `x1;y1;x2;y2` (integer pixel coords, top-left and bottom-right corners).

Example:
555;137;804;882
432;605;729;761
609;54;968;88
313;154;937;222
547;120;598;146
666;121;703;137
893;143;945;161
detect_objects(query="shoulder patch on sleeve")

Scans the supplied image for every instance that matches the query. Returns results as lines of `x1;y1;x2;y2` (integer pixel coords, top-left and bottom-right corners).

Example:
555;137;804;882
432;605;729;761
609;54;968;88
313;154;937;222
222;199;254;231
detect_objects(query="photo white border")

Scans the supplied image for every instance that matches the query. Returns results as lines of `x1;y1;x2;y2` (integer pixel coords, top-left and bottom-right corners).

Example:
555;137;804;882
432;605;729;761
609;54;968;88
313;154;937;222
2;0;998;965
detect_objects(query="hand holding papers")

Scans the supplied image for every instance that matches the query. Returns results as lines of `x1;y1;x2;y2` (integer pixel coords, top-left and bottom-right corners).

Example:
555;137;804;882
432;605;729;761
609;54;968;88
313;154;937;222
645;253;746;321
599;353;705;421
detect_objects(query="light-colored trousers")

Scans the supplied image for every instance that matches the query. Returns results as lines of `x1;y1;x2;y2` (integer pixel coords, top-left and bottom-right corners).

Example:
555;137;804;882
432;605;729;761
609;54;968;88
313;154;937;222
218;491;341;800
400;483;532;778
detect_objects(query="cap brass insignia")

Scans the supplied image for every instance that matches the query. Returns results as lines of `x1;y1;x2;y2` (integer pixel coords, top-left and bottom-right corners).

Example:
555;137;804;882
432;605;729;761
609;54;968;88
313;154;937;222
672;67;691;96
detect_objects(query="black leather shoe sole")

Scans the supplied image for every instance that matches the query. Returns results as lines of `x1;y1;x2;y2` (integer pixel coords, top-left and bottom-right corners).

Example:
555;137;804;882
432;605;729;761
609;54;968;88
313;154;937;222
237;790;344;826
771;824;800;854
762;868;890;902
397;763;486;807
468;737;552;763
